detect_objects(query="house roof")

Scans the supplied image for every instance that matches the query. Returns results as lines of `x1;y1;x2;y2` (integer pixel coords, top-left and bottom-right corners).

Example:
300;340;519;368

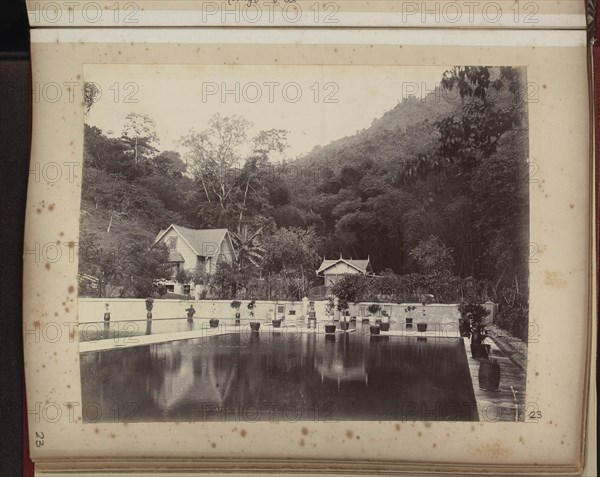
168;250;185;263
155;224;231;258
316;257;372;275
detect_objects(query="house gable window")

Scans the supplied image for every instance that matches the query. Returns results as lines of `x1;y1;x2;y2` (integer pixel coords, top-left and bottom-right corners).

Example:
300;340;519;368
167;236;178;249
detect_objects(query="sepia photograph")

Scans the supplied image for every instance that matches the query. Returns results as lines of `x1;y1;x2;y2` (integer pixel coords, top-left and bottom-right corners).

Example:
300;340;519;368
77;64;529;423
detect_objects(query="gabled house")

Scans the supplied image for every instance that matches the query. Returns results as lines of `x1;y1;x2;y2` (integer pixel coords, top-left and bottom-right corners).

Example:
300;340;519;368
316;256;374;287
153;224;236;296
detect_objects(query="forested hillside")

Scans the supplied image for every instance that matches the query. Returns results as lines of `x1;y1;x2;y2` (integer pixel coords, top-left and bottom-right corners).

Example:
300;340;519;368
80;66;529;337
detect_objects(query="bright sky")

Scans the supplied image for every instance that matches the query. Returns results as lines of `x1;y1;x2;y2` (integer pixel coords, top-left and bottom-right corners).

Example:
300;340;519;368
84;64;448;161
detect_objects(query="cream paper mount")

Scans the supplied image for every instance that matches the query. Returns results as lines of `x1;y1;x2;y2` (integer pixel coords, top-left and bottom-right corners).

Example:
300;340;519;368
24;28;592;475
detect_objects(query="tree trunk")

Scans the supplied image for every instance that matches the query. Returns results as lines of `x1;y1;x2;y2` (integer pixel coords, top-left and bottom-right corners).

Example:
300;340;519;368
107;211;114;234
238;179;251;230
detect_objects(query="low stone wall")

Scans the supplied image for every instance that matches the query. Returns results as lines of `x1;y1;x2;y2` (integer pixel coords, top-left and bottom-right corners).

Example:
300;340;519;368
78;298;496;325
347;302;459;325
78;298;307;323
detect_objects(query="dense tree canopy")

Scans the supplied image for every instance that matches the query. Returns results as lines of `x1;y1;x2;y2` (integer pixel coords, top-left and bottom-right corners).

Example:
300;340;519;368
80;65;529;338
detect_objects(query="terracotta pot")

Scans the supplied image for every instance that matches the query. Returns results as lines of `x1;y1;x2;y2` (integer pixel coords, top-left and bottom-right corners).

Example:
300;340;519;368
479;359;501;391
417;323;428;332
406;317;413;324
272;319;282;328
250;322;261;332
370;325;381;335
209;319;219;328
380;322;390;332
325;324;336;334
471;343;491;360
339;321;350;331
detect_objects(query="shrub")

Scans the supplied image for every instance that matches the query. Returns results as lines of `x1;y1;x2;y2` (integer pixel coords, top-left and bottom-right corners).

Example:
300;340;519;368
496;302;528;341
175;267;192;284
325;297;335;318
457;303;490;324
336;298;349;314
332;271;494;304
247;299;256;317
458;302;491;343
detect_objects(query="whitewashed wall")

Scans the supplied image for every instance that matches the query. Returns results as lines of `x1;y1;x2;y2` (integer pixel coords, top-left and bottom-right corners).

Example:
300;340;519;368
78;298;496;325
78;298;306;323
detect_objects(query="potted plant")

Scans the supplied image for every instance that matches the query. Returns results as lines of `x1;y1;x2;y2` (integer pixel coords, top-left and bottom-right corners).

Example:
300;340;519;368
145;298;154;320
470;321;491;359
248;299;260;331
405;305;415;324
369;325;381;335
275;301;286;321
103;303;111;322
324;296;336;333
209;318;219;328
367;304;382;322
459;313;473;337
307;309;317;328
306;300;317;329
269;305;281;328
458;303;491;358
379;311;391;331
458;303;490;339
231;300;242;324
379;310;390;331
337;299;350;331
417;294;436;332
478;355;501;391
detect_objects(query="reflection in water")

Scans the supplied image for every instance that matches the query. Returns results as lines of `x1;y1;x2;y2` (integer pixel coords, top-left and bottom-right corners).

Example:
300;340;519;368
318;334;368;388
80;326;477;422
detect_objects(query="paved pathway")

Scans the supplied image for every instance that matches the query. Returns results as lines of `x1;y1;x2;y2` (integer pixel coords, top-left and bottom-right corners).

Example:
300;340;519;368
462;336;527;422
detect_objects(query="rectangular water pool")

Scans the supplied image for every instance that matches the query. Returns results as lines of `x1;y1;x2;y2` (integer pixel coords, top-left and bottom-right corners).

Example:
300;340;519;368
80;328;478;422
